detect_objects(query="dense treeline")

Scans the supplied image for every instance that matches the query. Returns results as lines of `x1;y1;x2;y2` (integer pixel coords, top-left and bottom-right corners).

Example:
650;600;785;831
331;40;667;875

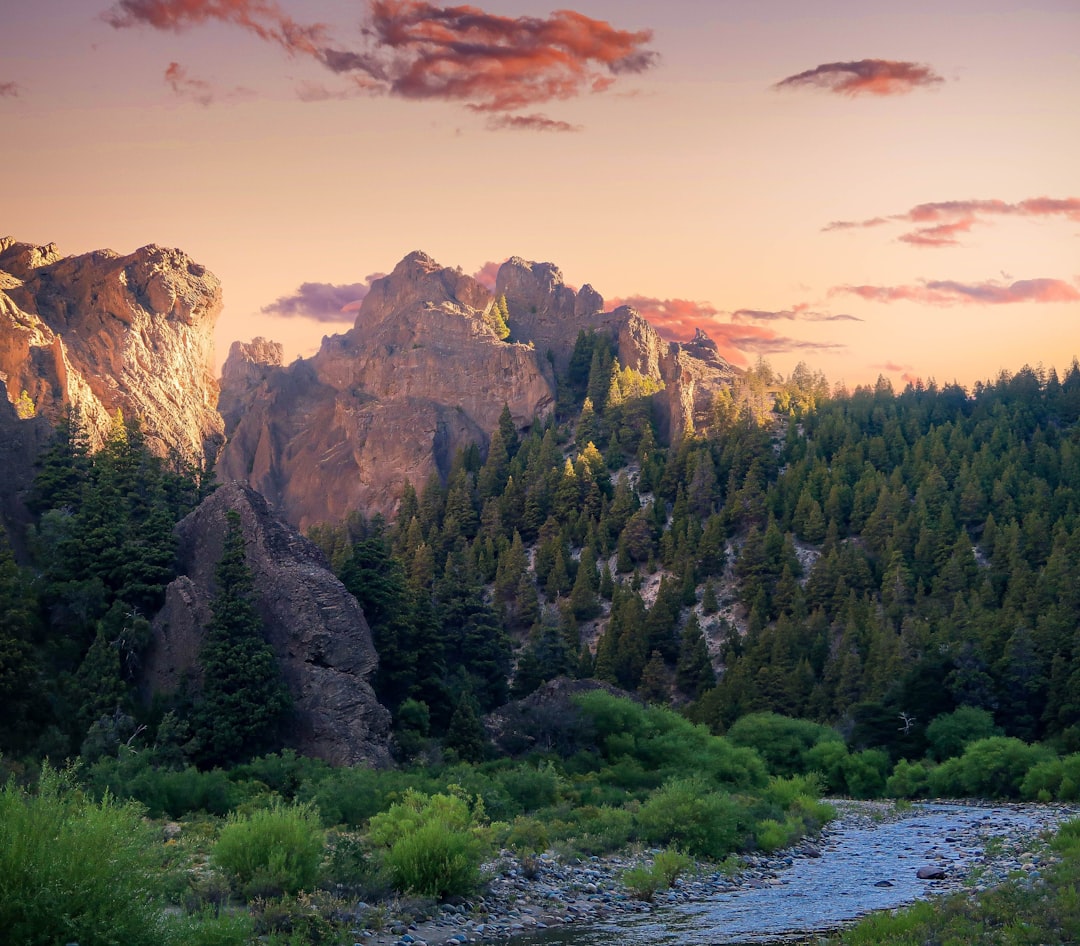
3;335;1079;777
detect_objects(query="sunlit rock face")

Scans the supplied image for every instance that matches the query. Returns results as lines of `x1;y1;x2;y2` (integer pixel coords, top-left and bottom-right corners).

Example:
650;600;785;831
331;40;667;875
0;236;224;461
143;482;392;767
218;251;741;528
217;251;558;529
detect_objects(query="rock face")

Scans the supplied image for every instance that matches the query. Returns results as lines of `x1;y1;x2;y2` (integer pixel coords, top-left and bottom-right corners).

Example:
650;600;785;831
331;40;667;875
218;251;559;529
143;482;391;766
0;236;225;461
219;252;739;528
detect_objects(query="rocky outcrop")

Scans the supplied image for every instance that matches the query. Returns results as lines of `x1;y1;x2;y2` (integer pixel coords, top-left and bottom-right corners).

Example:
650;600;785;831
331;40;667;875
143;482;391;766
0;236;224;462
217;252;558;529
218;251;740;527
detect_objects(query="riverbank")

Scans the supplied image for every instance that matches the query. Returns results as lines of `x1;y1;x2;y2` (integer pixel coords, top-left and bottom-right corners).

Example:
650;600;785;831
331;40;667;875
353;800;1079;946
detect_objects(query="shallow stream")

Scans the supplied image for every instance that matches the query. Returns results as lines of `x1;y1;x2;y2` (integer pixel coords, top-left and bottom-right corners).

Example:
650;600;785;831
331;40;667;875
511;803;1052;946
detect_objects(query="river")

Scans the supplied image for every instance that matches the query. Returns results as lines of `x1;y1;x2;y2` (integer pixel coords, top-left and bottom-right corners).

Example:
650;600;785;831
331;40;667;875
505;802;1070;946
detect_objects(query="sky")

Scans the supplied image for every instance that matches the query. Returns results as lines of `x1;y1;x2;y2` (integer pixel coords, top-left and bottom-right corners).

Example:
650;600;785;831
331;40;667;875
2;0;1078;390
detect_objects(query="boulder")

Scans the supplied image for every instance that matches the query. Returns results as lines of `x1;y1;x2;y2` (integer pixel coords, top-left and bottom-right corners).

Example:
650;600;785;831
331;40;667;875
143;482;391;766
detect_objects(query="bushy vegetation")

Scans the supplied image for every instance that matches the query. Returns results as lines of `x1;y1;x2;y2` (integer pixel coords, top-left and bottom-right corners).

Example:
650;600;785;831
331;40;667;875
212;801;325;899
0;765;170;946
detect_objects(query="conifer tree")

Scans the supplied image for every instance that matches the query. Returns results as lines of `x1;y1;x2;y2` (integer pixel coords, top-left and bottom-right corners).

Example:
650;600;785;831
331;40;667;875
193;511;290;766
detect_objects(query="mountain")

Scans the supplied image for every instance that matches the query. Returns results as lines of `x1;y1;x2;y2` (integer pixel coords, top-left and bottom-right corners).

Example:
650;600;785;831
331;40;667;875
219;251;739;528
0;237;224;459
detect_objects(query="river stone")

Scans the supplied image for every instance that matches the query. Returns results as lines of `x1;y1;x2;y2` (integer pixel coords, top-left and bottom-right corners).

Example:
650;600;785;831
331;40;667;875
916;866;947;879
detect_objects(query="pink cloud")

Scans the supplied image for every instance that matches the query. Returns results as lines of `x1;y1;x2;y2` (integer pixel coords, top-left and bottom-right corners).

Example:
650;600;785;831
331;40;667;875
471;261;503;292
105;0;657;128
732;303;861;322
0;81;20;97
833;277;1080;305
485;113;580;132
825;196;1080;247
873;361;912;373
774;59;943;96
164;61;253;105
609;295;843;366
261;274;387;322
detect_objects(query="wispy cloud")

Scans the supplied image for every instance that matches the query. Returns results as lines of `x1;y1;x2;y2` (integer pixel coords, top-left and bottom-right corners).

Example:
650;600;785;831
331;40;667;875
165;61;253;105
609;295;843;366
774;59;943;96
261;276;387;322
824;196;1080;247
104;0;657;128
732;303;861;322
833;277;1080;305
0;80;21;97
873;361;912;373
485;113;580;132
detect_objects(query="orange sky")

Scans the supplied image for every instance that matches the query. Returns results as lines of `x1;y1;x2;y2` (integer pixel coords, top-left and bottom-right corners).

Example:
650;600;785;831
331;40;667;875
2;0;1078;389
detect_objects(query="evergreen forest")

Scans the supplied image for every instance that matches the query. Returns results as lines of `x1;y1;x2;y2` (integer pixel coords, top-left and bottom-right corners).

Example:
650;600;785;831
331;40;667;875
2;336;1080;945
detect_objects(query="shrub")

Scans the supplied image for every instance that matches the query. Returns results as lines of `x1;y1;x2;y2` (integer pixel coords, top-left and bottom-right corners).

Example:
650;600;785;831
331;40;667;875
569;804;635;854
505;814;550;854
621;848;692;901
886;760;930;799
1021;753;1080;802
213;800;326;899
841;749;891;799
755;817;804;852
804;740;850;794
635;778;749;859
928;737;1053;799
926;706;1001;761
726;713;843;777
367;789;489;899
0;765;170;946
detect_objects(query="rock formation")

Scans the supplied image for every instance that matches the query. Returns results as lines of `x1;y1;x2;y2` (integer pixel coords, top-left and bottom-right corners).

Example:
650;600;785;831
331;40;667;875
143;482;391;766
220;251;739;528
0;236;224;461
217;251;558;529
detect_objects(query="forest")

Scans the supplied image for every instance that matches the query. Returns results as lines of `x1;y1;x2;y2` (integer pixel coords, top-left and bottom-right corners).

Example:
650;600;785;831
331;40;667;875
2;335;1080;945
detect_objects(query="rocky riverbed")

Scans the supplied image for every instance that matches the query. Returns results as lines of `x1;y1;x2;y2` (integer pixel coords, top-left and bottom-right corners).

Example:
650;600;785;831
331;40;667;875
352;800;1079;946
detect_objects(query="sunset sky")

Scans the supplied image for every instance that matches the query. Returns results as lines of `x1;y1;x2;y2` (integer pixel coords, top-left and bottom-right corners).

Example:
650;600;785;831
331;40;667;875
3;0;1078;389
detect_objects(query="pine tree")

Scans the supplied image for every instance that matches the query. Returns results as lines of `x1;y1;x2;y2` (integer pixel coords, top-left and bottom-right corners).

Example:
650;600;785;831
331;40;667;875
193;511;290;766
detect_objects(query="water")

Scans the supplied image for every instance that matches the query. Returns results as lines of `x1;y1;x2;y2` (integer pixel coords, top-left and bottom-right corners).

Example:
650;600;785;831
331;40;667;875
514;804;1044;946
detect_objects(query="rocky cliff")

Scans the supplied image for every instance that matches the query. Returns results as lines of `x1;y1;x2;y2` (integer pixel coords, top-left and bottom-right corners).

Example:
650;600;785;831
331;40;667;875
219;251;739;528
217;252;559;529
0;236;224;460
143;482;391;766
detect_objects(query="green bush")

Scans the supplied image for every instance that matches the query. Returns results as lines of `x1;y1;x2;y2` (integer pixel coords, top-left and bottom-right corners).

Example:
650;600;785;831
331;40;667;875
212;800;326;899
1021;753;1080;802
0;765;170;946
805;740;850;794
755;816;804;852
568;804;636;854
925;706;1001;761
886;760;930;799
383;820;484;898
367;789;489;899
574;691;768;790
841;749;891;799
621;848;692;901
635;778;749;859
726;713;843;777
927;737;1053;799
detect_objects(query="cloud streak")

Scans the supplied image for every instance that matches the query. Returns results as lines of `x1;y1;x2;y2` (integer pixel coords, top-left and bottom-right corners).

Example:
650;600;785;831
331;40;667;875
824;196;1080;247
731;303;860;322
1;80;21;97
165;61;253;105
774;59;943;96
833;277;1080;306
104;0;657;127
609;295;843;366
261;276;387;322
